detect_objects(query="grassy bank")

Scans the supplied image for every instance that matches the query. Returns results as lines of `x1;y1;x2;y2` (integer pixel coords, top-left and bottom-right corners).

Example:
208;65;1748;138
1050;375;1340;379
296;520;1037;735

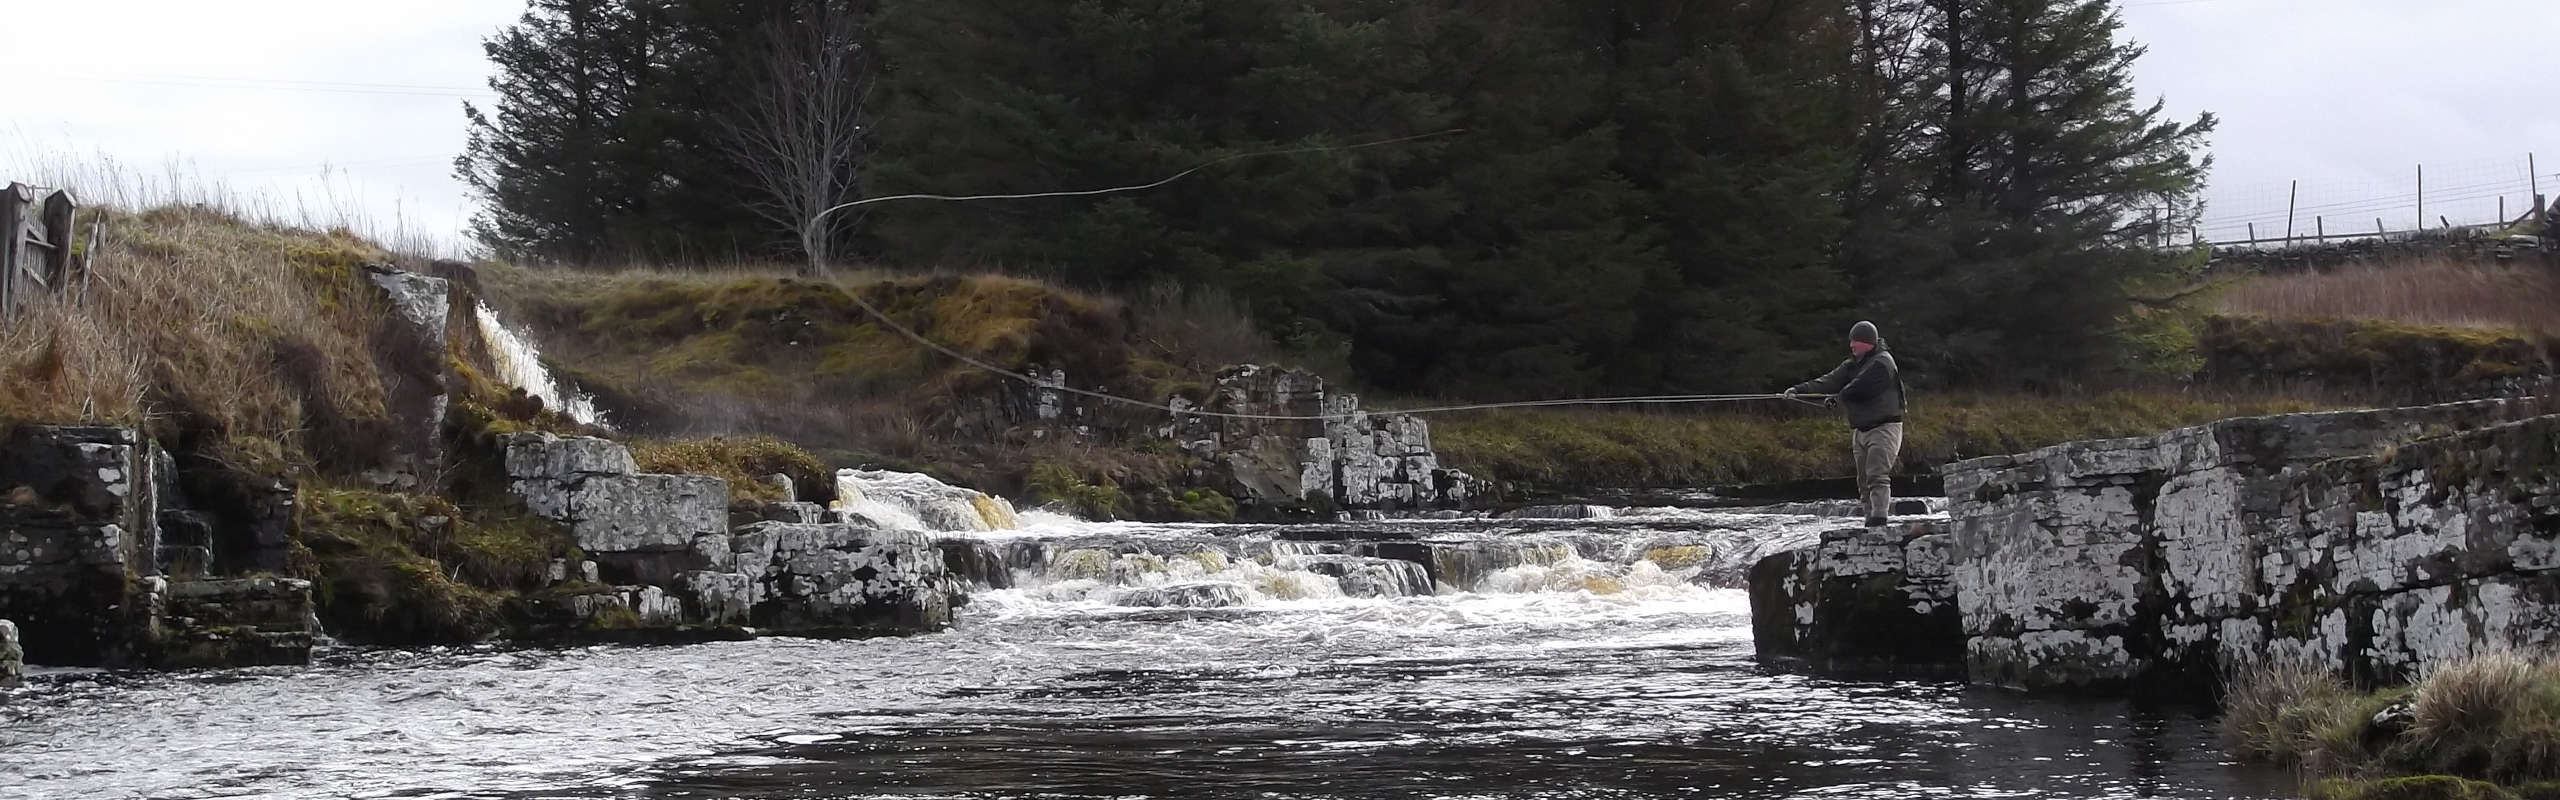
2224;656;2560;800
1434;390;2327;492
0;202;846;644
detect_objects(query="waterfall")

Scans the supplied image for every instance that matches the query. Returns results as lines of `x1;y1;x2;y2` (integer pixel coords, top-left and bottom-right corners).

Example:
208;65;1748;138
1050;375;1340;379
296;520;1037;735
832;469;1021;532
472;302;607;428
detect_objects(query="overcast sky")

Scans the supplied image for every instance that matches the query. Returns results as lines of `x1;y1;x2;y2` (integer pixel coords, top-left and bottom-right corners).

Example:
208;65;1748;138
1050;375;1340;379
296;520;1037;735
2;0;2553;256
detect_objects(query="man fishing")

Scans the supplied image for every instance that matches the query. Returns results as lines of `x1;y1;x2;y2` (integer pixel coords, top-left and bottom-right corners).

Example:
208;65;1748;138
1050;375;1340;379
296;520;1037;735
1782;321;1906;527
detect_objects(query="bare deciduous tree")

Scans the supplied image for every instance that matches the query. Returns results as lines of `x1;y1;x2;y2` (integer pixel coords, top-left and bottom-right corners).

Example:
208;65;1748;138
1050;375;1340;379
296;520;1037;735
722;6;873;276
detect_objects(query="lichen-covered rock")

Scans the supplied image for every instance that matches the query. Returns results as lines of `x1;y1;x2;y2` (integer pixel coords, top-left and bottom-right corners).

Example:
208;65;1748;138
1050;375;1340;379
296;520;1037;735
1749;522;1964;679
1;618;20;688
1167;364;1476;512
505;434;726;584
1941;400;2554;692
730;522;956;633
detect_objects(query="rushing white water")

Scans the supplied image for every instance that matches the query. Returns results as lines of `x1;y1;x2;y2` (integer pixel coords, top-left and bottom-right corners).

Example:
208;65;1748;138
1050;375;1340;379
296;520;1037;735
473;302;608;428
832;468;1021;532
0;499;2295;800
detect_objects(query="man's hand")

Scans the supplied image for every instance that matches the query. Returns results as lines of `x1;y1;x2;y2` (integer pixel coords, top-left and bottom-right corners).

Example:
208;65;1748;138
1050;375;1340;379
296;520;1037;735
1822;395;1839;408
1781;388;1800;400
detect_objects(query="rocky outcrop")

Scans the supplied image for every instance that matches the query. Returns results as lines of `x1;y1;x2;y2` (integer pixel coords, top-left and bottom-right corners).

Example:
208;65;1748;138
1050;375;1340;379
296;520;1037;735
505;435;958;636
716;522;956;632
361;264;451;491
0;426;319;669
2;618;20;688
1747;401;2560;695
1943;400;2524;693
505;433;728;586
1167;365;1476;512
1749;522;1963;679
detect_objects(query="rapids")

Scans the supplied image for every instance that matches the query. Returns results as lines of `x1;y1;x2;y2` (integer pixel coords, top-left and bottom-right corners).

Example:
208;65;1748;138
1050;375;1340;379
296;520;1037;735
0;501;2291;799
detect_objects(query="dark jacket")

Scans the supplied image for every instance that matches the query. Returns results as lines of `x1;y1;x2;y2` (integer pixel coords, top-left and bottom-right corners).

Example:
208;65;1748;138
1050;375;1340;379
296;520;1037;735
1790;346;1906;431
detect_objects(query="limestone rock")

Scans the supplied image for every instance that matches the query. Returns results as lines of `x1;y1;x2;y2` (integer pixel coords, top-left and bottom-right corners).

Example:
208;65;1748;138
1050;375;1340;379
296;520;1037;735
504;433;637;481
1167;364;1477;512
730;522;957;633
361;266;452;491
1748;522;1964;679
1939;399;2556;692
1;618;20;688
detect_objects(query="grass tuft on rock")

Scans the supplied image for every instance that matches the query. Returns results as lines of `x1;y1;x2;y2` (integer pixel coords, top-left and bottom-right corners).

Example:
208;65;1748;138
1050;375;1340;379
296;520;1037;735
629;435;829;506
297;486;576;645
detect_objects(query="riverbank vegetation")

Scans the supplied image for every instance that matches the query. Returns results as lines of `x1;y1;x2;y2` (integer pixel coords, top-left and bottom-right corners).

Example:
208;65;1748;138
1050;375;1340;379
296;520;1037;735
2222;655;2560;800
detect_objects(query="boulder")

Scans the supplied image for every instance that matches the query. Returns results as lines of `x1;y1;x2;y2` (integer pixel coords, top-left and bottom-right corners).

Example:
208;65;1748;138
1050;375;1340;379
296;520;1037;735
1;618;19;687
730;522;958;633
1748;522;1964;679
504;434;726;584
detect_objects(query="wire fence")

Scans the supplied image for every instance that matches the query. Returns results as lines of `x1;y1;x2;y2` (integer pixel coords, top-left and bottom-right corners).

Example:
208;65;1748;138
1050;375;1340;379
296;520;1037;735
2188;153;2555;249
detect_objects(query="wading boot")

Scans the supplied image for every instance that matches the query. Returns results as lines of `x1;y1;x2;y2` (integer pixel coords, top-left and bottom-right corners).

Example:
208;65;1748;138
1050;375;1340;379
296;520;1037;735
1864;516;1887;528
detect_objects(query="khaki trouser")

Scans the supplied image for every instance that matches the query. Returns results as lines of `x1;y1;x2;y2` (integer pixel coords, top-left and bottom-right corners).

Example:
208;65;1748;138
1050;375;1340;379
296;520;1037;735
1855;422;1904;520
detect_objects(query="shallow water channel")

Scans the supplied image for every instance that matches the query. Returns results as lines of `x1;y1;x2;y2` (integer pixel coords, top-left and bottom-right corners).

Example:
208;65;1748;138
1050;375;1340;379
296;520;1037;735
1;505;2294;799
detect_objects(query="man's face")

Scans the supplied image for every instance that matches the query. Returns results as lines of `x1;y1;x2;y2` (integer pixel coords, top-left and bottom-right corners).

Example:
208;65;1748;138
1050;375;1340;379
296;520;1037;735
1850;340;1875;357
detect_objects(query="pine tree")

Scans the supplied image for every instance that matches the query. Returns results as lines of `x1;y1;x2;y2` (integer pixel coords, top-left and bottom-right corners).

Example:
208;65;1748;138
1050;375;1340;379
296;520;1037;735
459;0;809;262
1846;0;2214;384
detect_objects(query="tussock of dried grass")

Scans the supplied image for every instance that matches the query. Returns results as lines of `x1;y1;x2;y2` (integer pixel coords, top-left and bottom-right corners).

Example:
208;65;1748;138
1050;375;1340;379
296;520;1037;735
2219;257;2560;334
0;204;403;472
2225;651;2560;787
2222;660;2356;764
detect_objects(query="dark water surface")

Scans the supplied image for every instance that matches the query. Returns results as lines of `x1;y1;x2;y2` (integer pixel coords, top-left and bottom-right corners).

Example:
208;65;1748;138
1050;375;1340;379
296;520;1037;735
0;508;2292;799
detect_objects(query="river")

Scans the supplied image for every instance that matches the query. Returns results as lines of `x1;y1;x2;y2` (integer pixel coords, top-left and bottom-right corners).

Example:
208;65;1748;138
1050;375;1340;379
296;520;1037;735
0;504;2292;799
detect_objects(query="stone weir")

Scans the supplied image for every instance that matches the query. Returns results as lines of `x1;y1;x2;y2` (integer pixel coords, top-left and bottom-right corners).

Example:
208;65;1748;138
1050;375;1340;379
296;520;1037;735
1750;400;2560;694
503;434;959;637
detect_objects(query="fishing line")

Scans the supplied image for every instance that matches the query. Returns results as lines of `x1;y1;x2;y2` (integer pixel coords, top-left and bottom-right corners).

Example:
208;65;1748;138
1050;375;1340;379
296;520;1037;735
814;129;1832;420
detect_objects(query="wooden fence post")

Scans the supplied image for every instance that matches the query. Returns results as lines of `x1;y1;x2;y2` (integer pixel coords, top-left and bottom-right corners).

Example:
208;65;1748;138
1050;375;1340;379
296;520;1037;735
39;190;73;288
2285;180;2298;245
0;184;26;323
